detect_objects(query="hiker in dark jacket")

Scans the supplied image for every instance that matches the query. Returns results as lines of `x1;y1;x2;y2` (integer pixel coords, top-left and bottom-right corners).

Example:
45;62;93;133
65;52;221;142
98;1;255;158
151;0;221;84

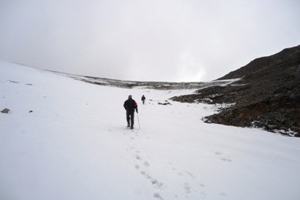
141;95;146;104
123;95;138;129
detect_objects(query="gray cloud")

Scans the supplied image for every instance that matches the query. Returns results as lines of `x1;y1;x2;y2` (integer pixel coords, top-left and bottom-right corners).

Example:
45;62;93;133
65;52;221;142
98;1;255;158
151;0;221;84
1;0;300;81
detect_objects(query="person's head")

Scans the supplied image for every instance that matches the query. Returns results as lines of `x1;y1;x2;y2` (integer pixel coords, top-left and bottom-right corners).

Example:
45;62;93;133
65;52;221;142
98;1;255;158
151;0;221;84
128;95;132;99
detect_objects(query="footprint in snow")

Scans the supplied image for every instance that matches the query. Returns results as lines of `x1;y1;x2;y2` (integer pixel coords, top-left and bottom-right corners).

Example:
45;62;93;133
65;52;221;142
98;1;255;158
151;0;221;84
215;151;232;162
221;158;232;162
184;183;191;194
154;193;163;200
143;161;150;167
135;154;142;160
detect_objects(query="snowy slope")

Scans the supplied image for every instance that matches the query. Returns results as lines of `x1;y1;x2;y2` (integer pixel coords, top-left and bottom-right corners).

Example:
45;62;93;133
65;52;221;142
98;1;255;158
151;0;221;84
1;61;300;200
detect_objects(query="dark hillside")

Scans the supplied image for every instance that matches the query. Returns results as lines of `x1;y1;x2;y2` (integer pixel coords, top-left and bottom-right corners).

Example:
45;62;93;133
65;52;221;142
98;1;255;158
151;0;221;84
171;45;300;136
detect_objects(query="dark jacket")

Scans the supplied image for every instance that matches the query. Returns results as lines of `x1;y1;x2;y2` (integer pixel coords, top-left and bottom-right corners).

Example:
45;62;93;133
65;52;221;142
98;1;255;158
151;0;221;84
124;98;138;113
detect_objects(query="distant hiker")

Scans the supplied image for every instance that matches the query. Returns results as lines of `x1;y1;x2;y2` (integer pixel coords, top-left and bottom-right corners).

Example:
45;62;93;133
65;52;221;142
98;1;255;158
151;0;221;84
141;95;146;104
124;95;138;129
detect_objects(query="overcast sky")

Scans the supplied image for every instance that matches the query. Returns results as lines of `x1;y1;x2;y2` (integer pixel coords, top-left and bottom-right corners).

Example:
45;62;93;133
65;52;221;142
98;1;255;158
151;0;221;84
1;0;300;82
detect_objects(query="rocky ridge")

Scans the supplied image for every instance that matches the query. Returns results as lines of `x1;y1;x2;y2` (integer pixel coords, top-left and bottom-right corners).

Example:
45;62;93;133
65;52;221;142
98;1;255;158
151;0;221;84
171;45;300;137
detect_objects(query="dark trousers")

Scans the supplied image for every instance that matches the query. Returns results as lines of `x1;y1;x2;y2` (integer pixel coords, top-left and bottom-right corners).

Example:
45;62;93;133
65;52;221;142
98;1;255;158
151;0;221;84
126;111;134;128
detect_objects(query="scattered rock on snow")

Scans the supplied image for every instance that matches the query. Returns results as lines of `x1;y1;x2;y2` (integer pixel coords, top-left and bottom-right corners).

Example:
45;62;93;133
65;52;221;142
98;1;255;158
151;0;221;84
1;108;10;114
158;100;172;105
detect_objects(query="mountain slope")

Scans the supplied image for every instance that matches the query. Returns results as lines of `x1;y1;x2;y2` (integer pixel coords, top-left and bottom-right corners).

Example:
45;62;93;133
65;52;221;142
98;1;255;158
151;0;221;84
172;45;300;136
1;61;300;200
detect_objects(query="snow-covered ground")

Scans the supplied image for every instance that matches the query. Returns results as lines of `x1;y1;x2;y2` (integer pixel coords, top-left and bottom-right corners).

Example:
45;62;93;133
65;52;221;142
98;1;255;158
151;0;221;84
1;61;300;200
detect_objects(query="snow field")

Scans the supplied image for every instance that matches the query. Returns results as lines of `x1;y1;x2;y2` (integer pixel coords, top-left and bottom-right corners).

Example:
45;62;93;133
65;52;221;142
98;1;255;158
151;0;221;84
1;61;300;200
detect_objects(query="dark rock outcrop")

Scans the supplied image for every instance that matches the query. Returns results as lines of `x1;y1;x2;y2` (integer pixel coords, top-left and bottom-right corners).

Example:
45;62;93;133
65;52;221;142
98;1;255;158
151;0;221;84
172;45;300;137
1;108;10;114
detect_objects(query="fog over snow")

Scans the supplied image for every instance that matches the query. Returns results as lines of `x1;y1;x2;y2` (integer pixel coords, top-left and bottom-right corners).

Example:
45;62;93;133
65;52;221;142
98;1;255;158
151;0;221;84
1;61;300;200
1;0;300;82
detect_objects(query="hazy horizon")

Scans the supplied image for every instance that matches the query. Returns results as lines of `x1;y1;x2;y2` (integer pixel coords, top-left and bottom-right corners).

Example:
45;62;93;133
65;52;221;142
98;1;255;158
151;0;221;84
1;0;300;82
